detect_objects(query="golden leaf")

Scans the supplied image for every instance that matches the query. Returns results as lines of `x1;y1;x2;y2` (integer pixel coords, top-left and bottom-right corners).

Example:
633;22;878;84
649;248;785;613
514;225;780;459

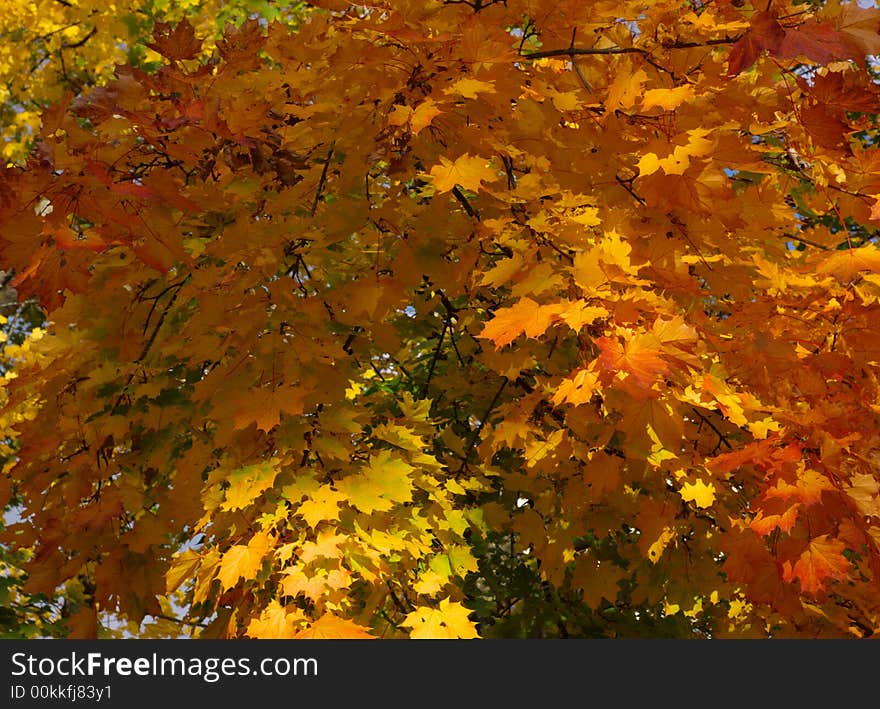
427;154;498;193
400;597;479;639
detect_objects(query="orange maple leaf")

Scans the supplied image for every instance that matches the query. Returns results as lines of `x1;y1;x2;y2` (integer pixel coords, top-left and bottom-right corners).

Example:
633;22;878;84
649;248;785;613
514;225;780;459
783;536;851;595
816;244;880;281
597;333;668;386
147;20;203;60
763;468;834;507
479;297;563;348
749;504;800;536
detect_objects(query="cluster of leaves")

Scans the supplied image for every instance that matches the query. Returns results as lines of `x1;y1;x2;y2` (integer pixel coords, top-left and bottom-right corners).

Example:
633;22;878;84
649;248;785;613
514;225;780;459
3;0;880;638
0;0;306;163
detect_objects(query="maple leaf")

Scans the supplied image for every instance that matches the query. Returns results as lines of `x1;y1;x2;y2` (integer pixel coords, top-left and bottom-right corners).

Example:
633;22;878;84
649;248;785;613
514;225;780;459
216;533;274;591
763;468;833;507
749;505;800;536
443;77;496;99
297;486;348;528
556;301;608;333
846;473;880;518
837;2;880;57
427;154;498;193
727;11;785;76
246;601;306;639
298;528;345;564
640;86;695;112
390;98;443;135
336;450;415;514
776;21;850;65
816;245;880;281
479;297;563;348
413;570;449;595
782;536;851;595
679;479;716;509
294;613;374;639
597;333;668;387
281;567;329;602
147;21;203;61
400;597;479;639
552;367;600;407
220;460;280;511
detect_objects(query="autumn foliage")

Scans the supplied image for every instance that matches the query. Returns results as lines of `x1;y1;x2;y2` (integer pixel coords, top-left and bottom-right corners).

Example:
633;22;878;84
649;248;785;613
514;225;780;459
3;0;880;639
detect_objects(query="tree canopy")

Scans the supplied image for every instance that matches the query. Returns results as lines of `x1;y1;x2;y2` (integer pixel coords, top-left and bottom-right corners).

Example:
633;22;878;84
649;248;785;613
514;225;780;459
3;0;880;639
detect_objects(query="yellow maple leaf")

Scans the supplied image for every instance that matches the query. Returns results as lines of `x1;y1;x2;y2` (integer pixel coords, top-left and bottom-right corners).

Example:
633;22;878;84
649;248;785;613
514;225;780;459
410;98;443;134
605;68;647;112
679;479;716;508
557;301;608;333
281;567;329;602
336;450;415;513
427;154;498;193
246;600;306;639
165;549;201;594
640;85;695;111
387;104;413;126
220;460;280;511
552;367;600;406
443;77;496;99
400;597;479;639
294;613;374;639
297;485;347;528
298;528;346;564
413;570;449;595
216;532;274;590
445;544;479;576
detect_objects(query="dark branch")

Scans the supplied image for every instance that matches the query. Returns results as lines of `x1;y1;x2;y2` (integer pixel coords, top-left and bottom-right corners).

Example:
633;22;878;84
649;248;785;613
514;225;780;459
421;321;447;398
451;185;480;220
310;142;335;217
522;36;741;60
691;407;733;451
460;377;508;469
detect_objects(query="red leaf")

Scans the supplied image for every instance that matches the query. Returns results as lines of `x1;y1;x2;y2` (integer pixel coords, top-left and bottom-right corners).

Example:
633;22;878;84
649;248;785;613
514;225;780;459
776;21;850;65
727;11;785;76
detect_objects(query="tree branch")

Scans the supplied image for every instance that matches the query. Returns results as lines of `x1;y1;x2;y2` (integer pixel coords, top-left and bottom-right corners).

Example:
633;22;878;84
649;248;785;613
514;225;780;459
459;376;508;469
522;36;741;60
310;142;335;217
451;185;480;220
421;320;447;398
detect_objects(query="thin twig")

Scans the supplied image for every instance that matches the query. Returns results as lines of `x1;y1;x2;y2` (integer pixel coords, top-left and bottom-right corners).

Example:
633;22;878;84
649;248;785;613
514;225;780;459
691;407;733;451
451;185;480;220
310;142;335;217
460;377;508;469
523;36;740;60
421;321;447;398
152;613;209;629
